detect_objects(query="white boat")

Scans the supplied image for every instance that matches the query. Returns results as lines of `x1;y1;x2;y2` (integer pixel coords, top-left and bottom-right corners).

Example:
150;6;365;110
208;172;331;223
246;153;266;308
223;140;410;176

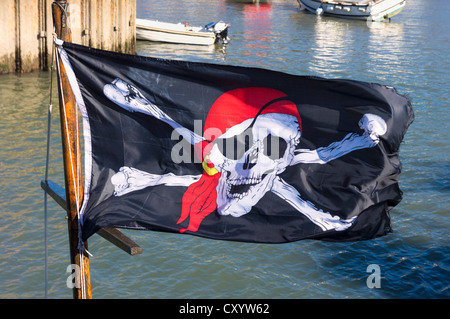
136;19;229;46
298;0;406;21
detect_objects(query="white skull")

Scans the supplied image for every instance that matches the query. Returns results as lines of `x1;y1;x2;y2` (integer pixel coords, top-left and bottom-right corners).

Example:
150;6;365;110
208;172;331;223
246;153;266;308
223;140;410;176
208;113;301;217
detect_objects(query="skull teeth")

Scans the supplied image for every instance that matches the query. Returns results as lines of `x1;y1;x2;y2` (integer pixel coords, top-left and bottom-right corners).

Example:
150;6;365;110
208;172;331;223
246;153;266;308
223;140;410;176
226;175;267;199
229;177;262;185
227;190;249;199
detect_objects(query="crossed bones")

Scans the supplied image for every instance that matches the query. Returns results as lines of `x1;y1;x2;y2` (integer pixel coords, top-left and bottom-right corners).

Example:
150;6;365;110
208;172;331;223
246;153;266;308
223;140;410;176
103;78;387;232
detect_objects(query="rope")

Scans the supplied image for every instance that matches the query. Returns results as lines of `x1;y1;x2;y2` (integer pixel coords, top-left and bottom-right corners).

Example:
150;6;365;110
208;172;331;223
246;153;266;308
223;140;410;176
43;32;56;299
53;1;71;30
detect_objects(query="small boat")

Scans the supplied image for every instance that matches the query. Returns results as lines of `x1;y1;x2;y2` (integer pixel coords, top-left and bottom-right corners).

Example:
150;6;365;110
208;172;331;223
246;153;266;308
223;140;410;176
136;19;229;46
298;0;406;21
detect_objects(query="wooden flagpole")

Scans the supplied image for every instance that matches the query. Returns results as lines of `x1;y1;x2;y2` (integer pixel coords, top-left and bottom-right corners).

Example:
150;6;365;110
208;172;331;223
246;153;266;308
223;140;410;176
52;0;92;299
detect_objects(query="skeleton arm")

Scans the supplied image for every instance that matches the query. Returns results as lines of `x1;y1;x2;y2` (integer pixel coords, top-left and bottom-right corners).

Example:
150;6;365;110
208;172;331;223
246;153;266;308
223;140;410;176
271;177;356;231
292;114;387;165
104;78;204;145
111;166;201;196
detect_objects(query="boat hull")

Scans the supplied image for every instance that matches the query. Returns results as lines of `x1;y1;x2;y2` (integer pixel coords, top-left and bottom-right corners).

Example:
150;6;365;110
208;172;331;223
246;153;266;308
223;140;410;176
299;0;406;21
136;19;223;46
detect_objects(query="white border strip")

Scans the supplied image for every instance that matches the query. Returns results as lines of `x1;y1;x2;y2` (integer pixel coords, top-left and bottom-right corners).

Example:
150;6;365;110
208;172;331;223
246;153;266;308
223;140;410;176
56;41;92;225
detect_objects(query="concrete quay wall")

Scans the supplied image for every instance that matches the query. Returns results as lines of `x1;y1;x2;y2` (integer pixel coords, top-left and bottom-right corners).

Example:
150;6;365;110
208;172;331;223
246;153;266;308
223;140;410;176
0;0;136;74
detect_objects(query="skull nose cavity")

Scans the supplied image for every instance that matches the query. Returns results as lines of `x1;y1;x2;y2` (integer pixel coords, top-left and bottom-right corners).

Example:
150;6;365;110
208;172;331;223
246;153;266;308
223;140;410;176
243;147;259;170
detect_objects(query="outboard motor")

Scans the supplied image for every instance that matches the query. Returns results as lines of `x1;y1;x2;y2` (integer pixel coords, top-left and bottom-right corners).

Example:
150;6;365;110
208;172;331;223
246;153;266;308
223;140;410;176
205;21;229;44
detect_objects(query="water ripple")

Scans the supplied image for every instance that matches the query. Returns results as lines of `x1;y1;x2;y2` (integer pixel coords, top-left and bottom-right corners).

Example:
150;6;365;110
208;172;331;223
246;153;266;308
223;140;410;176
1;0;449;299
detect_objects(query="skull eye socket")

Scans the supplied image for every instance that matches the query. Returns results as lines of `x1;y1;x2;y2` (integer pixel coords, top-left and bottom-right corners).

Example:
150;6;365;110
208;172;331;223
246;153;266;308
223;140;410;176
215;132;253;160
262;134;287;160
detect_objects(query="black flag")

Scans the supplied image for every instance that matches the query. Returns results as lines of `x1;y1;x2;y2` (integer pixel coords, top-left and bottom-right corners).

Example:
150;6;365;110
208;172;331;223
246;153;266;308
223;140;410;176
58;41;413;243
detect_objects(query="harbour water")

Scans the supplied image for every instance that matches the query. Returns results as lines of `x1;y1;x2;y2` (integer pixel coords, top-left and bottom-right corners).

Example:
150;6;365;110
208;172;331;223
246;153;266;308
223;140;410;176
0;0;448;299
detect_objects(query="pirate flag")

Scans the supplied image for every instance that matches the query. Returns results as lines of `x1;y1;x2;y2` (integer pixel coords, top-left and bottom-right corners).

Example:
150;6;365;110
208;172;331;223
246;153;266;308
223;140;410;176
57;41;413;243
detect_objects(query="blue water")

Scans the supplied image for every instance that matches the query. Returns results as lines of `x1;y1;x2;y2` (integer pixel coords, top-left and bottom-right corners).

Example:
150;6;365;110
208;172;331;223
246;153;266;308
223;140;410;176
0;0;448;299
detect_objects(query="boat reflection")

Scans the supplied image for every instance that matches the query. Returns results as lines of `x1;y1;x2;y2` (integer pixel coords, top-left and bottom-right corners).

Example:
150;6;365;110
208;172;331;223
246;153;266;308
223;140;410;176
307;14;405;78
226;0;271;4
308;17;349;76
242;3;272;59
366;20;405;81
136;40;228;62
